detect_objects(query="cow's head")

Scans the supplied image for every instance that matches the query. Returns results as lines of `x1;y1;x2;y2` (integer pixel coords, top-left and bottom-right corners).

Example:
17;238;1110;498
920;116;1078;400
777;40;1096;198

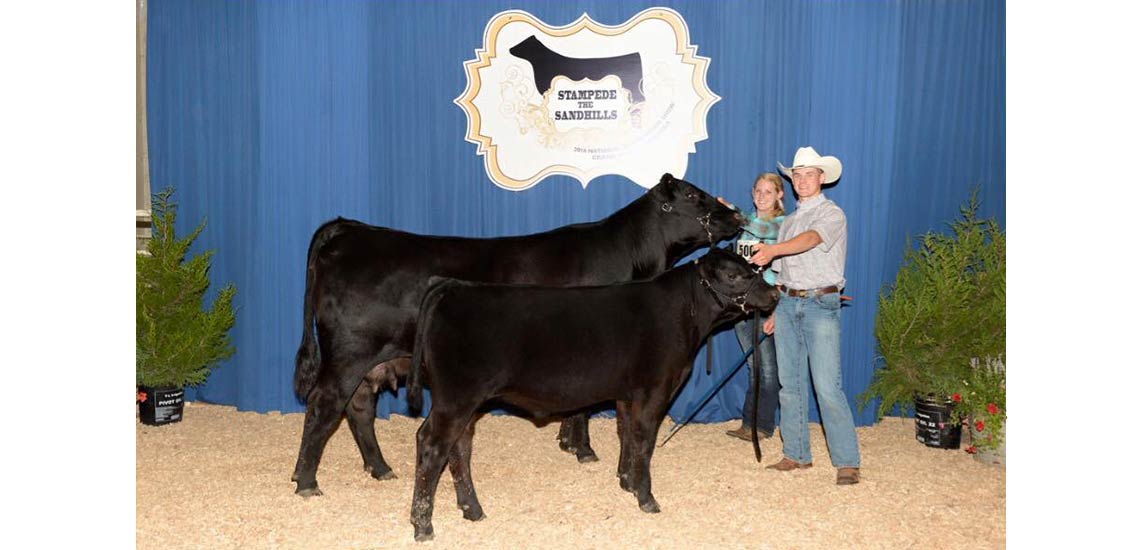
696;247;780;320
509;35;544;61
651;173;745;256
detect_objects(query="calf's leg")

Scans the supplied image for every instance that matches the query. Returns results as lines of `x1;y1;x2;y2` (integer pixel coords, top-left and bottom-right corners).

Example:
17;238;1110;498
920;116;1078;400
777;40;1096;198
629;398;670;513
615;401;635;492
447;417;485;521
411;410;474;541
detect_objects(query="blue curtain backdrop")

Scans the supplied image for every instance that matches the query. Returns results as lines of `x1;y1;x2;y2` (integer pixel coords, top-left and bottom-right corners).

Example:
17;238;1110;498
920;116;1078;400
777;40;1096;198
146;0;1005;425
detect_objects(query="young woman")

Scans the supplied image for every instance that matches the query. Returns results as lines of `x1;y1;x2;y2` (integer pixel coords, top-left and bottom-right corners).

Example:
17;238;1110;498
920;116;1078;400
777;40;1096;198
726;173;785;441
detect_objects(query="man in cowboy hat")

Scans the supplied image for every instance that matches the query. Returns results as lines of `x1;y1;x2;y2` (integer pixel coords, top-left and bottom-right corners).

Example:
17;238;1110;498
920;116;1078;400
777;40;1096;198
749;146;862;486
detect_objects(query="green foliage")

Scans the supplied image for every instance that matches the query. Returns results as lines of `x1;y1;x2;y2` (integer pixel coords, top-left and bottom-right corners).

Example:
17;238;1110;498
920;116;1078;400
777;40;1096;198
858;190;1005;425
137;187;237;388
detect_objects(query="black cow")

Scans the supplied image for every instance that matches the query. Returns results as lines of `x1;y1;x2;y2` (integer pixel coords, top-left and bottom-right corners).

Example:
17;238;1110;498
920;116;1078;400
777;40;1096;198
291;174;742;496
509;35;645;104
406;247;780;541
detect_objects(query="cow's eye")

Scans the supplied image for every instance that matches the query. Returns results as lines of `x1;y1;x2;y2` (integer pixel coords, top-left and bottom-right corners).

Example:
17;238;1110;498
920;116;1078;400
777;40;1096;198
685;191;697;200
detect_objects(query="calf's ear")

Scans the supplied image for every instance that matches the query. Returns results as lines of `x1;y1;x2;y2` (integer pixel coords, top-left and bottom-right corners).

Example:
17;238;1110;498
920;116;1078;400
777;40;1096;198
660;173;674;184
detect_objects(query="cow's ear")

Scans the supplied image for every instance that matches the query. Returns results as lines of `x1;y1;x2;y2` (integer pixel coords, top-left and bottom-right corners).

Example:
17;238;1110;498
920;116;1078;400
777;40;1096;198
661;173;674;184
651;177;676;200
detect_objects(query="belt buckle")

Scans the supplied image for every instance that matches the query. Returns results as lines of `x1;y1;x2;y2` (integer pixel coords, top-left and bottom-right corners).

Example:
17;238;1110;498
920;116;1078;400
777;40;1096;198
783;286;830;298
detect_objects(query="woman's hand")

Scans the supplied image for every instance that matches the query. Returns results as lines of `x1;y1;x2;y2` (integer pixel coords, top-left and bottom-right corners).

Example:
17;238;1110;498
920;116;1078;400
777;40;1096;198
750;243;775;266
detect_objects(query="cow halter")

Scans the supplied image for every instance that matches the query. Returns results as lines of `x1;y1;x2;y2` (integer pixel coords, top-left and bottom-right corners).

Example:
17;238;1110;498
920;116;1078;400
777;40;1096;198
698;213;715;244
660;202;716;245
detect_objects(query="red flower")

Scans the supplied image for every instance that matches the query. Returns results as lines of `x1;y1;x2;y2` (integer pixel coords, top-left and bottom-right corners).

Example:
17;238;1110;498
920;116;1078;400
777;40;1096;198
138;391;148;403
974;420;985;432
986;403;999;415
965;446;977;454
952;393;962;402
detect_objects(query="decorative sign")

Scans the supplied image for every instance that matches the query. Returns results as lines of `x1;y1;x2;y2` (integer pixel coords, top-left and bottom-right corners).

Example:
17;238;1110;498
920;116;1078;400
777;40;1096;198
455;8;720;190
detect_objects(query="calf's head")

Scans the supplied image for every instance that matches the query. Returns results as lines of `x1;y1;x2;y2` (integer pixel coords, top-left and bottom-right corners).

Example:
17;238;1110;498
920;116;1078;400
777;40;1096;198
651;173;745;248
696;247;780;319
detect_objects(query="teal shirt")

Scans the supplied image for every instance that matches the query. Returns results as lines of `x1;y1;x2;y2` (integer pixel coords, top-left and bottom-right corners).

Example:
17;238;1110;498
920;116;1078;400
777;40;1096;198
736;212;784;285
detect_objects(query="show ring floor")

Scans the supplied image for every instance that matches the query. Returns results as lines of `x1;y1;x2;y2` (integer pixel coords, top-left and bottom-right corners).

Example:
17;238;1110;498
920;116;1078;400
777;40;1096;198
137;402;1005;549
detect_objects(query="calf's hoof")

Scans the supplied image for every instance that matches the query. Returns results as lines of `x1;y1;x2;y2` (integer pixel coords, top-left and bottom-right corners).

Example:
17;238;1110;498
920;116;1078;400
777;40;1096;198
461;503;486;522
576;449;600;463
292;472;322;497
638;498;660;513
413;526;434;542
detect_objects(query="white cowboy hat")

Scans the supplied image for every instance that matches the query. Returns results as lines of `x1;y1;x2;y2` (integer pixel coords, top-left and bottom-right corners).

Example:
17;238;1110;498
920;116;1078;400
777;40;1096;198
777;146;843;184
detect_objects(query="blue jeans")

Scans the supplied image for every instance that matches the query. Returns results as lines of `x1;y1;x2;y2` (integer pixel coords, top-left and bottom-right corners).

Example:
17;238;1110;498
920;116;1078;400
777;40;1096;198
732;315;779;436
774;293;860;468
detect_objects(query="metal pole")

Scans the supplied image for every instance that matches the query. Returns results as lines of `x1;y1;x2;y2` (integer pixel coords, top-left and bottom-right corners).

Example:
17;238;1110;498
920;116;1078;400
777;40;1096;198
658;347;753;447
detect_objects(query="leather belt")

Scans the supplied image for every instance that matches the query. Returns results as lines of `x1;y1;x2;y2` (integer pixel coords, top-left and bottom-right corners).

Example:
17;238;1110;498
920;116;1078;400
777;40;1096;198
776;284;840;298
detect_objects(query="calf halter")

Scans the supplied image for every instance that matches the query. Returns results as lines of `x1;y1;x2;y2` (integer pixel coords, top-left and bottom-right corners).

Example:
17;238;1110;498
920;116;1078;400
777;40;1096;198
698;271;760;315
693;259;762;375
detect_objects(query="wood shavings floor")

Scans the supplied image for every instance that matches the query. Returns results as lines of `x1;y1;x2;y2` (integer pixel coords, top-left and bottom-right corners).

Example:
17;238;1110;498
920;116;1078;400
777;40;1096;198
137;402;1005;549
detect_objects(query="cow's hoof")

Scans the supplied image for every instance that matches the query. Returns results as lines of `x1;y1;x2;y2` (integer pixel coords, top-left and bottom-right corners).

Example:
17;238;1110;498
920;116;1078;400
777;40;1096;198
414;527;434;542
295;486;323;498
461;504;486;522
576;450;599;463
639;498;660;513
369;468;397;481
558;441;577;454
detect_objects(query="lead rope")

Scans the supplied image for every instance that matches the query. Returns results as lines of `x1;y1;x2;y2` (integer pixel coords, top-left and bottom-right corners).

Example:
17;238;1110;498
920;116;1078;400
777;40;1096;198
750;308;763;463
706;334;714;375
691;262;715;375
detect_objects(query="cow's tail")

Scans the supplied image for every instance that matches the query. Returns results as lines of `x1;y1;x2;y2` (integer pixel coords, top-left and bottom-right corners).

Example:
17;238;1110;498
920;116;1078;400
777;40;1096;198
293;219;344;401
408;276;451;414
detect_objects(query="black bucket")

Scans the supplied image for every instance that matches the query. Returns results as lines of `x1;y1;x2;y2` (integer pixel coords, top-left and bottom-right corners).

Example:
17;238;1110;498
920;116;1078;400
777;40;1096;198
139;386;185;426
913;395;961;449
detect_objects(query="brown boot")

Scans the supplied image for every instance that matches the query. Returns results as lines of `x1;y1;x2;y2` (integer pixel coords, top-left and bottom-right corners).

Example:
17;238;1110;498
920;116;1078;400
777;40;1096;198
725;426;752;441
766;457;812;471
836;467;860;485
726;426;772;442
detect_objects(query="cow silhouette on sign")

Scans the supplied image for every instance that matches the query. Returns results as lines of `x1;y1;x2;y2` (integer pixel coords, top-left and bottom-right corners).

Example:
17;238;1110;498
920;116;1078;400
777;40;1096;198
509;35;645;104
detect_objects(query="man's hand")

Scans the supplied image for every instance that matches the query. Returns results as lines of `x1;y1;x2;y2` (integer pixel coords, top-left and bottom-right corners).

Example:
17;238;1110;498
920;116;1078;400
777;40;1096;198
763;314;776;335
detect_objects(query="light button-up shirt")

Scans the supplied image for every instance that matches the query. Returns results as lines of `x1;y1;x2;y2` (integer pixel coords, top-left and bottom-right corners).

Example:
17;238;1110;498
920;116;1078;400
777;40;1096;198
771;193;847;290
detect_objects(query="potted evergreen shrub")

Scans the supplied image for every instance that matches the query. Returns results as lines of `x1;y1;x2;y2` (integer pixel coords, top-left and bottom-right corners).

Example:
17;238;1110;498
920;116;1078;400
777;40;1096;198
136;187;237;425
858;191;1005;450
